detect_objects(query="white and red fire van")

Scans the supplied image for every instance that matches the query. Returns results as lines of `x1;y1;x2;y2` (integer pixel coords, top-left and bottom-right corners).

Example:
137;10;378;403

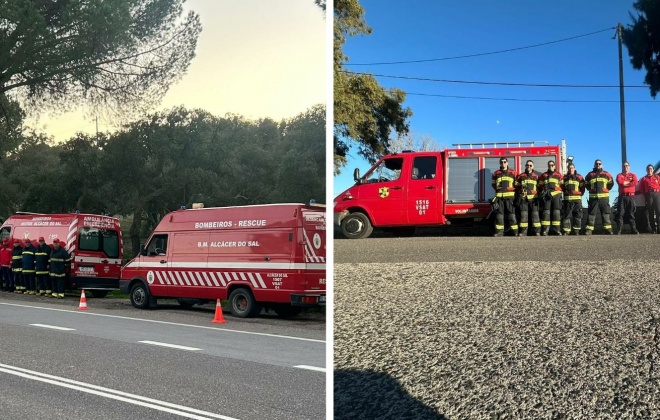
120;203;326;317
0;213;123;296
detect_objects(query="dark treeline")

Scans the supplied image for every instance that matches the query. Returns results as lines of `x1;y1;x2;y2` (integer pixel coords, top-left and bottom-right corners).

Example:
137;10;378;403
0;105;326;257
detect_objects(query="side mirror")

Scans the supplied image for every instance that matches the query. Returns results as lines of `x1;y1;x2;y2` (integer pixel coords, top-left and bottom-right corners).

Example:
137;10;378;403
353;168;361;183
140;245;147;256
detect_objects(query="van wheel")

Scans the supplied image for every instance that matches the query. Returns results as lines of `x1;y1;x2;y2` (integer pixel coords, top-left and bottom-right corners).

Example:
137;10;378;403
89;290;108;298
130;282;151;309
341;212;373;239
273;304;302;317
228;288;259;318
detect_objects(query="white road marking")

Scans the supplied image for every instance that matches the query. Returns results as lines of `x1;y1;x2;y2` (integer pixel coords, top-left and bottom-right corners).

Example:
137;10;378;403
29;324;75;331
293;365;326;373
139;341;201;351
0;302;324;343
0;363;239;420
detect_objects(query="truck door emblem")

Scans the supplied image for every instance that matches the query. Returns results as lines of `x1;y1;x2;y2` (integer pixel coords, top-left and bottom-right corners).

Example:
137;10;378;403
147;271;155;284
313;233;321;249
379;187;389;198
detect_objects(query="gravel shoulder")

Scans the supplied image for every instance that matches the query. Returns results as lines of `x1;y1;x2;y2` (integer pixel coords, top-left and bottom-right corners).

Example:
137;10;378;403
334;259;660;419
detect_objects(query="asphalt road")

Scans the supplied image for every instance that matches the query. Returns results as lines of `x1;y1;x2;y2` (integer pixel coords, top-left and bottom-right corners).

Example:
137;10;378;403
0;293;325;420
334;234;660;419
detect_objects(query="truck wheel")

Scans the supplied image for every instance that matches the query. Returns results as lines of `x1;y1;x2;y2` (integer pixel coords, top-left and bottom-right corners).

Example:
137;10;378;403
341;212;373;239
130;282;151;309
89;290;108;298
273;304;302;317
228;288;258;318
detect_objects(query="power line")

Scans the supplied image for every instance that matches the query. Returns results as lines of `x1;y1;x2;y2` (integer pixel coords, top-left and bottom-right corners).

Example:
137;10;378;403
342;70;649;88
407;92;659;103
344;27;616;66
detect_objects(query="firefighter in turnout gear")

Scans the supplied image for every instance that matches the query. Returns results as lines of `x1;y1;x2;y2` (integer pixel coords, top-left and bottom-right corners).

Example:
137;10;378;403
11;239;23;293
35;237;51;296
21;238;37;295
49;238;70;298
538;160;564;236
561;162;585;235
584;159;614;235
491;157;518;237
615;162;639;234
515;160;541;236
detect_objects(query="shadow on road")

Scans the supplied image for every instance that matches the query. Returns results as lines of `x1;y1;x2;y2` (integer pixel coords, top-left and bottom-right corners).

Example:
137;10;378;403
334;369;446;420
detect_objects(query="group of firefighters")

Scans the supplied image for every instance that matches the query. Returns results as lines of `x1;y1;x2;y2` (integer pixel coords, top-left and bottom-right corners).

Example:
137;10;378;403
0;237;71;297
491;157;660;237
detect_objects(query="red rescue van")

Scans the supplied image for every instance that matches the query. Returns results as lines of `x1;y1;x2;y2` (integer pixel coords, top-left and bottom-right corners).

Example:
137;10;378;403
0;213;123;296
120;203;326;317
334;141;566;238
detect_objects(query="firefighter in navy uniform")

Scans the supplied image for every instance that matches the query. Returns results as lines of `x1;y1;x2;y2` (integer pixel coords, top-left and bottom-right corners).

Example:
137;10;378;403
21;238;37;295
538;160;564;236
584;159;614;235
491;157;518;237
35;237;51;296
49;238;70;299
561;162;585;235
11;239;23;293
515;160;541;236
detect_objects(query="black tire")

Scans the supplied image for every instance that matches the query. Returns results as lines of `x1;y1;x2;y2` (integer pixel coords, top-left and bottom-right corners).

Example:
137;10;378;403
88;290;108;298
130;282;151;309
341;212;373;239
273;304;302;317
228;288;259;318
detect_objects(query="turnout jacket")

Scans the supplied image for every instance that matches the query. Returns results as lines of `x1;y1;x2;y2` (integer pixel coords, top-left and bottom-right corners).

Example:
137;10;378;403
562;172;585;201
515;171;539;200
492;168;517;199
11;245;23;271
49;247;71;277
585;169;614;199
538;170;564;197
21;243;37;273
35;244;51;275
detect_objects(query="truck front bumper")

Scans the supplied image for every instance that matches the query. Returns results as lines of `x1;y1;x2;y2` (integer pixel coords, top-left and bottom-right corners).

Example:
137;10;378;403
334;210;349;227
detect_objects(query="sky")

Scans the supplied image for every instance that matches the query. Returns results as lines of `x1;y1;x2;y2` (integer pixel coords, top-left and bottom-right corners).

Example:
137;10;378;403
333;0;658;200
25;0;326;142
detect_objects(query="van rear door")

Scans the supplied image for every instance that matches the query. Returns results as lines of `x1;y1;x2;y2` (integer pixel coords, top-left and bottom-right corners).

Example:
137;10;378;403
300;207;326;304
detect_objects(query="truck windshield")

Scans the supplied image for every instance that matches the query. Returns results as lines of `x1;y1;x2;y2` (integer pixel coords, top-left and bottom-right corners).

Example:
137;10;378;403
79;228;120;258
364;158;403;184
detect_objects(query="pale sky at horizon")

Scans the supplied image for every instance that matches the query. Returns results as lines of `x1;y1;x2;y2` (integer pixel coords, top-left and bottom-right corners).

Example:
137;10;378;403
25;0;326;142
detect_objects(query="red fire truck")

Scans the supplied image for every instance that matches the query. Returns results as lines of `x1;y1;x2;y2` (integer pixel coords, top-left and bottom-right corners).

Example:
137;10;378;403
120;203;326;318
334;141;566;238
0;213;123;296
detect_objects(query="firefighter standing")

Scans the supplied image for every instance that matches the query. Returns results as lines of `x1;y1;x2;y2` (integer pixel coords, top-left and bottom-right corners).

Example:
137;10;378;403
584;159;614;235
49;238;70;299
491;157;518;237
538;160;564;236
638;164;660;233
11;239;23;293
515;160;541;236
561;162;585;235
0;238;11;291
35;237;51;296
615;162;639;234
21;238;37;295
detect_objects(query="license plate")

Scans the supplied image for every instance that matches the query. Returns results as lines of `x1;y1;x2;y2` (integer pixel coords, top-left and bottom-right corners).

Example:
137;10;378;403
78;266;95;273
319;295;326;303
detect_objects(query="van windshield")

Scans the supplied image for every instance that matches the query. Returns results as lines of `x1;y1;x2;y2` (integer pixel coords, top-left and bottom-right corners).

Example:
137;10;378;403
79;228;120;258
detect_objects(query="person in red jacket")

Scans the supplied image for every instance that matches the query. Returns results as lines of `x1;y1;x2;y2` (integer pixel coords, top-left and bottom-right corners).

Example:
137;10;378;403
615;162;639;234
584;159;614;235
0;238;12;291
491;157;518;237
638;163;660;233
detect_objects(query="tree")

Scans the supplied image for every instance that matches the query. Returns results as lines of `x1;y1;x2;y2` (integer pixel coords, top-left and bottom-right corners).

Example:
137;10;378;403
622;0;660;97
388;131;442;154
334;0;412;174
0;0;201;117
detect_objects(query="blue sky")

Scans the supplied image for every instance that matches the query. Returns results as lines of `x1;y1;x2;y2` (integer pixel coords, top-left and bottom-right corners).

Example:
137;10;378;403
334;0;657;199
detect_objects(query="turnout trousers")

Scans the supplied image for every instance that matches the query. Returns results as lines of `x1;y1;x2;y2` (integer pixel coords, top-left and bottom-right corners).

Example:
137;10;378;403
562;201;583;234
586;197;612;232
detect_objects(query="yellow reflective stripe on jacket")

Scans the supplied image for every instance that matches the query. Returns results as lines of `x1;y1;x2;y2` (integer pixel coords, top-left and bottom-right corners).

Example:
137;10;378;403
12;256;21;260
565;196;582;201
23;251;34;255
591;193;610;198
50;273;66;277
35;252;49;256
495;191;515;198
588;177;610;186
50;258;64;262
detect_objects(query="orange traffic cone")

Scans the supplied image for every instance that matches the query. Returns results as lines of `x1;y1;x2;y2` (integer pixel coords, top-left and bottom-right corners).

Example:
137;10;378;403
211;299;226;324
77;289;89;311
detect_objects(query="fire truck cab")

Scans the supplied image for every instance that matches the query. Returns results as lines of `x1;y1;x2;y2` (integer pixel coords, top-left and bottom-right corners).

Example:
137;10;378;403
120;203;326;318
0;213;123;296
334;141;565;238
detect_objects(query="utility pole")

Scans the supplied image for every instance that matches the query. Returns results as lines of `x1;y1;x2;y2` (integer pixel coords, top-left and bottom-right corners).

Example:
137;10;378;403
617;22;627;165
